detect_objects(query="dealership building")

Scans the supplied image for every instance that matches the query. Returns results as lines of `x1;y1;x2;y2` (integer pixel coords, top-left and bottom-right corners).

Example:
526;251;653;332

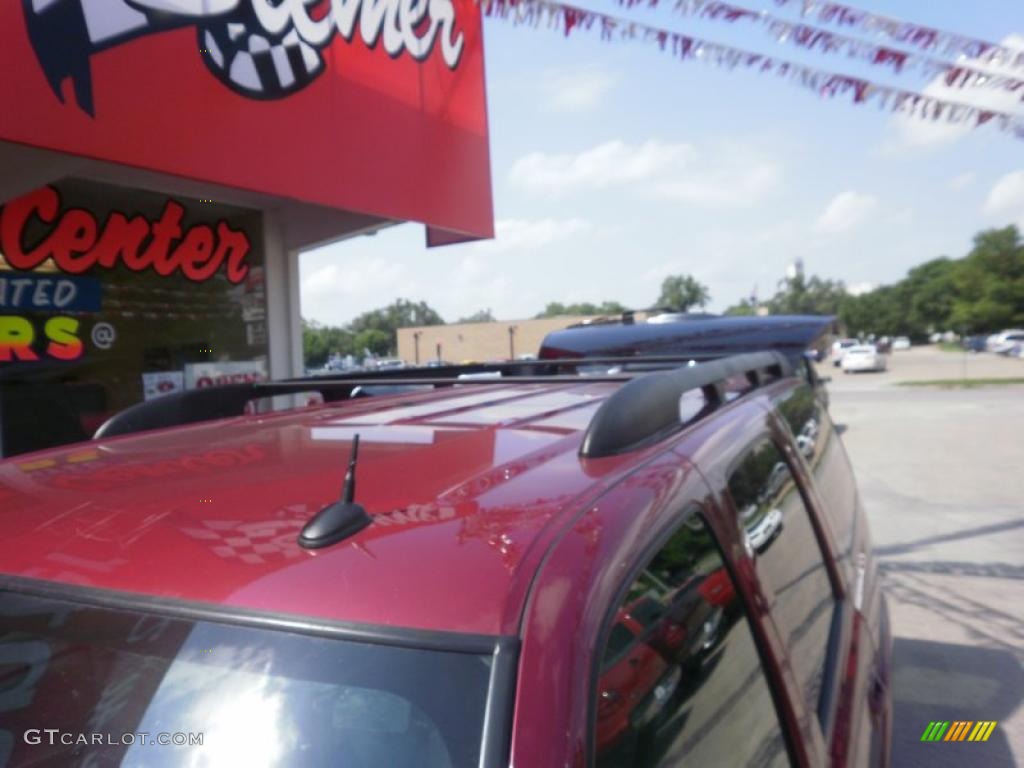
0;0;492;457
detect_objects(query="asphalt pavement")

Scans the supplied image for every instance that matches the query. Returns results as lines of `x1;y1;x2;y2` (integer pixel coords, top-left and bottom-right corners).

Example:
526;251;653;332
822;346;1024;767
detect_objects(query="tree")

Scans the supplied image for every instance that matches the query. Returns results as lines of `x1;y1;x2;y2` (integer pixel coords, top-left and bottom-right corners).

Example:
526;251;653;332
839;225;1024;338
655;275;710;313
348;298;444;354
458;309;496;323
723;299;758;316
534;300;628;318
302;319;355;367
353;329;391;357
767;274;846;316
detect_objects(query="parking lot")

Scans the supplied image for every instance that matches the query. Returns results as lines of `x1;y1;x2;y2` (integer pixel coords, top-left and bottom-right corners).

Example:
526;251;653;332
823;346;1024;766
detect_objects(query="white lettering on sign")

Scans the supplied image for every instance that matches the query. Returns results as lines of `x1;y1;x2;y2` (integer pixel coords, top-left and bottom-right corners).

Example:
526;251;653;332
250;0;464;68
0;276;79;310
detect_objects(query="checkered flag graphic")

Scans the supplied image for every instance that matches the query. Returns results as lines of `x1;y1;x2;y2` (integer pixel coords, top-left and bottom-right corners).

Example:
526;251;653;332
200;13;324;99
180;510;309;565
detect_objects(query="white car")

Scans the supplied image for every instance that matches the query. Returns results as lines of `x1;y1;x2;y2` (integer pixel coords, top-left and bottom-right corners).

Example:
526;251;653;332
796;434;815;459
745;507;784;552
986;329;1024;352
831;338;858;366
841;344;887;373
992;332;1024;355
892;336;911;350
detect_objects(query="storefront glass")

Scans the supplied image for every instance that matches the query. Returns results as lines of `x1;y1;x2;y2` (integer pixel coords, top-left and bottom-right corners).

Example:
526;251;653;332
0;179;268;457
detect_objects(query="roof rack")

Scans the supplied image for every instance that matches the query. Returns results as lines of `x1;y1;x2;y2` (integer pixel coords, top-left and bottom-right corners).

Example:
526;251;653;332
578;350;790;459
92;353;790;441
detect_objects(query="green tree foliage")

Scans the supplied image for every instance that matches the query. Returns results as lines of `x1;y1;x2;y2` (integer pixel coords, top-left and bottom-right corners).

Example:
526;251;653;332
723;299;758;316
302;319;355;368
302;298;444;366
655;275;710;312
534;301;628;318
840;226;1024;338
767;274;847;316
353;329;392;356
349;298;444;336
458;309;497;323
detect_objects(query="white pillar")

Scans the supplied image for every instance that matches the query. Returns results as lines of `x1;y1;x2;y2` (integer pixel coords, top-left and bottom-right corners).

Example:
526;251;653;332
262;210;303;379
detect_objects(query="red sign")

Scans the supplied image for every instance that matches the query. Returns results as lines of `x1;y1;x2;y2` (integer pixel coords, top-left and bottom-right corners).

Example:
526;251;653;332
0;186;252;284
0;0;493;241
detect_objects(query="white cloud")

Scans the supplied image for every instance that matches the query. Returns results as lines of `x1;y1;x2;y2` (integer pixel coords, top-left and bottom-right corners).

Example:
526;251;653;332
984;170;1024;227
948;171;976;190
473;217;591;253
815;191;878;233
510;140;695;195
885;34;1024;151
655;161;782;206
301;256;407;302
509;139;781;205
540;68;616;113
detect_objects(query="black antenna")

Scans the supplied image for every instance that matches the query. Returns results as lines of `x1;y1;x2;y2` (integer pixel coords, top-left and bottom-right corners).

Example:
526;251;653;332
341;433;359;503
298;434;372;549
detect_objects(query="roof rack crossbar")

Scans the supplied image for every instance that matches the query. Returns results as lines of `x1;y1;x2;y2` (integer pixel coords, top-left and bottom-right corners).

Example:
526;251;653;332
578;351;791;459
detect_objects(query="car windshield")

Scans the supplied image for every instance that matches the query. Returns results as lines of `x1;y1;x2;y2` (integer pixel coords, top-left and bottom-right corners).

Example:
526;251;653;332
0;590;493;768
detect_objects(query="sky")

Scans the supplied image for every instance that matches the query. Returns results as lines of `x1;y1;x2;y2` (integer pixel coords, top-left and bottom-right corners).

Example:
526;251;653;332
300;0;1024;326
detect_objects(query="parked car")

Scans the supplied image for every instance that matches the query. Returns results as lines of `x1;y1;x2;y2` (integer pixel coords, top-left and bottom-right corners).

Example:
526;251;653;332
831;338;859;366
0;330;889;767
963;335;988;353
841;344;888;373
992;331;1024;356
986;329;1024;352
891;336;911;350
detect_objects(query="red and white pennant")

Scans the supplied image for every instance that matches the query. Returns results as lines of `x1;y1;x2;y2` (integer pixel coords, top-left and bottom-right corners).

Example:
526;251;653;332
482;0;1024;140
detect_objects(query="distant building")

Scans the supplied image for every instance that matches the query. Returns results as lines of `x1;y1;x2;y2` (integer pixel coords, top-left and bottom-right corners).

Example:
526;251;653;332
398;314;649;364
785;258;805;281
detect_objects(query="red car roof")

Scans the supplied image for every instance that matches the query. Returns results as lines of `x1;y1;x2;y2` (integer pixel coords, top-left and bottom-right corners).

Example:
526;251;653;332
0;382;637;636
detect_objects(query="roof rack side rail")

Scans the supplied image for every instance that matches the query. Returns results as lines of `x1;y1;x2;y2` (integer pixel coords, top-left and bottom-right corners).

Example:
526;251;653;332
578;351;791;459
93;383;261;439
92;374;633;439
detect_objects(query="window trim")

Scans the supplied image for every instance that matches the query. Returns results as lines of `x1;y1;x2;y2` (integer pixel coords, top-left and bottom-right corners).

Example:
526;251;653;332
585;503;798;767
0;574;518;768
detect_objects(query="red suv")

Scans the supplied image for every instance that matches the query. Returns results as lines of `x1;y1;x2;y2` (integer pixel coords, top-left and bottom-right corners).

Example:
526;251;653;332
0;346;890;767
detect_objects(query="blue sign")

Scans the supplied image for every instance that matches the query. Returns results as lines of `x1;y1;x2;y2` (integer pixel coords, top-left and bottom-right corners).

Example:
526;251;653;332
0;272;101;313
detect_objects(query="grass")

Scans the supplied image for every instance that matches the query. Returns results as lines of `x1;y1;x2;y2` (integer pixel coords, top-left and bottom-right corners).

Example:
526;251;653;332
936;341;965;353
897;377;1024;389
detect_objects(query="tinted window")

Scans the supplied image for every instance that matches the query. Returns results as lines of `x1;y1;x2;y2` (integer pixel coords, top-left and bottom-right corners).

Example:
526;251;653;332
0;592;491;768
593;512;790;767
727;441;835;723
775;383;858;573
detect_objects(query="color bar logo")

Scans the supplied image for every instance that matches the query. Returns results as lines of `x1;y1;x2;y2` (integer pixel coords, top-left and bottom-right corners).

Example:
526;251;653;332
921;721;998;742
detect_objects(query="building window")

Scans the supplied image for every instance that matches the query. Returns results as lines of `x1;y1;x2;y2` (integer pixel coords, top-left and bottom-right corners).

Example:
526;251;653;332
0;179;268;456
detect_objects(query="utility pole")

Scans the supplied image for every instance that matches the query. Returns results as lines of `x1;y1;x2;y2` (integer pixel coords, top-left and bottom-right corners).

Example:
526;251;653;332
413;331;422;365
508;325;517;360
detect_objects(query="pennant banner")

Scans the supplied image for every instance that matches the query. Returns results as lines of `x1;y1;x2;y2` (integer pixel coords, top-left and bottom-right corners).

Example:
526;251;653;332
656;0;1024;101
481;0;1024;140
769;0;1024;72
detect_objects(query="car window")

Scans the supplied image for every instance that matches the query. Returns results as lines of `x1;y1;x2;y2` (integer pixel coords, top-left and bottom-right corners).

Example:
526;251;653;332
592;510;791;768
0;591;492;768
727;440;837;726
774;382;858;577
